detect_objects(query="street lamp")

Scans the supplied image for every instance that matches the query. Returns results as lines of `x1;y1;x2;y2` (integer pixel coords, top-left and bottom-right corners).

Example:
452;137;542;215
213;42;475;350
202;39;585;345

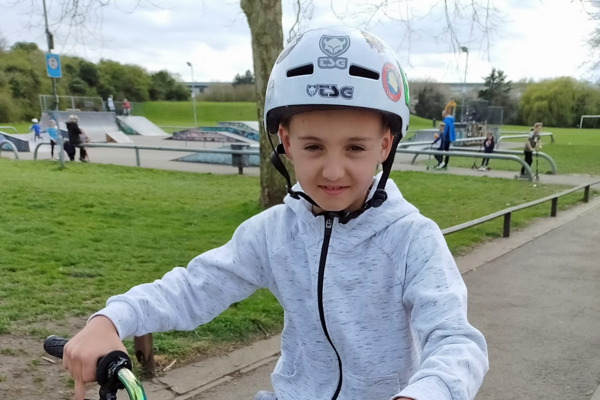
186;61;197;128
460;46;469;122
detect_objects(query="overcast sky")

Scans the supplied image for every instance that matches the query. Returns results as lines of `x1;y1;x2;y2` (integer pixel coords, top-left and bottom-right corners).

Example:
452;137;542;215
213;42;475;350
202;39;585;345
1;0;597;84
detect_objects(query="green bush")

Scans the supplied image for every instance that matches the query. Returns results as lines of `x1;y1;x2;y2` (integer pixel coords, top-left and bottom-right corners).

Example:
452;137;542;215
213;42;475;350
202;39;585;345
0;91;21;121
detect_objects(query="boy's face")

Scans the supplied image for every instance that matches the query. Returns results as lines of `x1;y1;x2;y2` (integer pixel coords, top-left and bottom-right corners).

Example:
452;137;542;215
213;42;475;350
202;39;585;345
278;108;392;214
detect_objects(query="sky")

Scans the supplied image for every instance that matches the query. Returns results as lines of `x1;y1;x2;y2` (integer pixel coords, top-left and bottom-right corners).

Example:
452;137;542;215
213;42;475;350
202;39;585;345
0;0;598;84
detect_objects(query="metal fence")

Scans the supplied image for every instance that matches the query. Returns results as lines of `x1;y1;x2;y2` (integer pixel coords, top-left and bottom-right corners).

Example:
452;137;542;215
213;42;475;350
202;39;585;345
39;95;105;112
442;180;600;237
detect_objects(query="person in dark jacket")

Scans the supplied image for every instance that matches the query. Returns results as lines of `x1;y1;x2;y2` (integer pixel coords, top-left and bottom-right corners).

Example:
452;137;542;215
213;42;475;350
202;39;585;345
65;114;88;162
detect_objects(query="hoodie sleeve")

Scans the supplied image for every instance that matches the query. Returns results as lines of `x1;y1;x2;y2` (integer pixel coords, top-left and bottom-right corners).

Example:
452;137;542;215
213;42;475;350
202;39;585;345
91;213;272;339
397;218;488;400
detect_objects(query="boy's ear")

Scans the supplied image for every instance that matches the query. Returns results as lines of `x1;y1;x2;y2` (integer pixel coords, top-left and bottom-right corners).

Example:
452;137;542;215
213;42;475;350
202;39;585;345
379;130;393;163
278;124;294;162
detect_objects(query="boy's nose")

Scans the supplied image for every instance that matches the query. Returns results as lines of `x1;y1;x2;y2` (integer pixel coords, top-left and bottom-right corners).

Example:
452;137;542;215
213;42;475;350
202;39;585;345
321;157;345;181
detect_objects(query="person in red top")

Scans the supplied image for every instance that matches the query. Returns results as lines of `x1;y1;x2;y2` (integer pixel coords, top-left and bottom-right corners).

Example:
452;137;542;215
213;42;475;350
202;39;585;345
122;98;131;116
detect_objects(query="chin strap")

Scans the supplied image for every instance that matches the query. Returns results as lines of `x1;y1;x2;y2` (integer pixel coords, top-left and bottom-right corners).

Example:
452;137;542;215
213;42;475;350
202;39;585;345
268;133;402;224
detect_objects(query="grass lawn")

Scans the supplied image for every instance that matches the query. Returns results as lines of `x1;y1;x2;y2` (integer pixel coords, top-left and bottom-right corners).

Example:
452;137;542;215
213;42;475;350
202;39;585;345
0;158;594;364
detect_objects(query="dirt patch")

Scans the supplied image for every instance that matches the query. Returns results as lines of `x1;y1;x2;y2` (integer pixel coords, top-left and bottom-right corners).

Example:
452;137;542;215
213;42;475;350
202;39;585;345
0;333;73;400
0;318;97;400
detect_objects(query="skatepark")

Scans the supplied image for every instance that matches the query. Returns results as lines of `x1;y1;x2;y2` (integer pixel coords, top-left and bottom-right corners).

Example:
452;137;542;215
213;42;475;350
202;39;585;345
2;105;600;399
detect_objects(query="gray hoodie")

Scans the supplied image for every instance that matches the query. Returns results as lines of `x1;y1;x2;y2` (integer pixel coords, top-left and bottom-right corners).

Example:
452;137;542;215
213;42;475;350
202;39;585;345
97;174;488;400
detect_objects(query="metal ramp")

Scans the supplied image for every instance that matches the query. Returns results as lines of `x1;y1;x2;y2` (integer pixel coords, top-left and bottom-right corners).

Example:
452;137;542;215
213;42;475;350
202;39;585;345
116;116;168;137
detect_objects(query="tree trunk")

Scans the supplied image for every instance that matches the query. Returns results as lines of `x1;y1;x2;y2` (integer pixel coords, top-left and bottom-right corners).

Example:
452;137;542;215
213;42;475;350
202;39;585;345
241;0;294;208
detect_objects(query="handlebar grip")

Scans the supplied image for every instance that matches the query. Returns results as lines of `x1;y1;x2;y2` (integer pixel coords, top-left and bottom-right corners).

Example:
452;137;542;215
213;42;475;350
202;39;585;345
96;350;131;388
43;335;68;359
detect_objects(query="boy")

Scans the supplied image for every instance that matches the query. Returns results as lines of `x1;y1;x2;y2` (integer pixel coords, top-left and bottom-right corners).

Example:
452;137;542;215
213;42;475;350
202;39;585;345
30;118;41;142
63;27;488;400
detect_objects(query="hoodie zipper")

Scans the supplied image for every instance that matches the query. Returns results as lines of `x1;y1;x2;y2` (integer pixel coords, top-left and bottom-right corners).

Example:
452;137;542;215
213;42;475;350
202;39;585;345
317;215;343;400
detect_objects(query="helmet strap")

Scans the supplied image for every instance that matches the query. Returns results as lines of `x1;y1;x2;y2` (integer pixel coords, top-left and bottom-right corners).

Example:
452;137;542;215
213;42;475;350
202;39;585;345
268;134;320;208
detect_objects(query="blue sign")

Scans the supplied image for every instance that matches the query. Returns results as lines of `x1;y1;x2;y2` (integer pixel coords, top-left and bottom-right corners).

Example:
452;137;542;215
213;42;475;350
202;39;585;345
45;53;62;78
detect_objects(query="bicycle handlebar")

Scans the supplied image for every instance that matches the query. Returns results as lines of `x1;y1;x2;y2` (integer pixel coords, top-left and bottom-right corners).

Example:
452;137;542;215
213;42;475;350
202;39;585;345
43;335;147;400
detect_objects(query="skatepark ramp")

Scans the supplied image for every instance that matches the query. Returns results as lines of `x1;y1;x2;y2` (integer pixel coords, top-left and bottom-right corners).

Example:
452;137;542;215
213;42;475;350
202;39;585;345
0;132;30;152
117;116;168;137
47;111;132;144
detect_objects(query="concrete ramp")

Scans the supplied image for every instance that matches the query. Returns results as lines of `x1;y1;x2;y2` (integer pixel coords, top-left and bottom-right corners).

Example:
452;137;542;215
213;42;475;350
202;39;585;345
0;132;31;152
117;116;168;137
105;130;133;143
51;111;131;143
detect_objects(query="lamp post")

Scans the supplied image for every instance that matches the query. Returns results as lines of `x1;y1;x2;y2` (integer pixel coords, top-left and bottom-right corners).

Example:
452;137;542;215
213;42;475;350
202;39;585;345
460;46;469;122
186;61;197;128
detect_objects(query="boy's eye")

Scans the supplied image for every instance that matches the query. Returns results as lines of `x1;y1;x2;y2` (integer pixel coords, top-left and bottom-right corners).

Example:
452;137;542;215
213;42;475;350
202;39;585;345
304;144;322;151
348;145;365;152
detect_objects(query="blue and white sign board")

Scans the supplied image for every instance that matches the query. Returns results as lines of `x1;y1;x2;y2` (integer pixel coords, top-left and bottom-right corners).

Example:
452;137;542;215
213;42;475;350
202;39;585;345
45;53;62;78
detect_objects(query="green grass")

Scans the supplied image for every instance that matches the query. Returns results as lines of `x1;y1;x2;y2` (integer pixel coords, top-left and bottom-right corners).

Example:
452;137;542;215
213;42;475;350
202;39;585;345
133;101;258;127
132;102;437;132
1;158;595;363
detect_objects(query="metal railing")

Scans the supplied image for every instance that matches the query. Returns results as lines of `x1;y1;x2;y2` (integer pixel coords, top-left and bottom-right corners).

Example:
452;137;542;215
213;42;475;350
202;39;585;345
0;126;19;134
409;147;557;175
395;148;536;180
400;132;555;149
441;180;600;237
33;141;258;174
0;140;19;159
33;141;540;179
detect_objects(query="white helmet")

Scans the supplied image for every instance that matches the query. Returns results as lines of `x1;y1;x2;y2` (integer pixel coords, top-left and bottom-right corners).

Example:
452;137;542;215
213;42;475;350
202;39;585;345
264;26;410;139
31;118;39;123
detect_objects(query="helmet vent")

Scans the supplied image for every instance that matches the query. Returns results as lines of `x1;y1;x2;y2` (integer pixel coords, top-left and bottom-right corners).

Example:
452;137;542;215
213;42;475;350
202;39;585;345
349;65;379;80
287;64;314;77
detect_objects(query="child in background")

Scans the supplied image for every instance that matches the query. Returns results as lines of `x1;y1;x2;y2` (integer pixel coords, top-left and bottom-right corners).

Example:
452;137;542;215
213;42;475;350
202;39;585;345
432;121;445;166
122;98;131;116
45;120;59;159
520;122;542;177
478;132;495;171
62;26;488;400
29;118;41;142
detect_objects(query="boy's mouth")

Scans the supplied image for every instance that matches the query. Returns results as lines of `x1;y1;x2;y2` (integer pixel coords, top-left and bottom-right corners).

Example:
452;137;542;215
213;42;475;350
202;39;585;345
319;185;348;195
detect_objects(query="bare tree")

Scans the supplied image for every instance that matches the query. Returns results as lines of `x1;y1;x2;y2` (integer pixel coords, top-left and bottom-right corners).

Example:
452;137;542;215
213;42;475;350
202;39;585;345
329;0;501;57
287;0;314;43
4;0;159;49
582;0;600;71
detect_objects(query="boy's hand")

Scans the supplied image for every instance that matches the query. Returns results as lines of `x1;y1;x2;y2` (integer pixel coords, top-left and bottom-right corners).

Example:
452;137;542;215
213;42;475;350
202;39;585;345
62;315;126;400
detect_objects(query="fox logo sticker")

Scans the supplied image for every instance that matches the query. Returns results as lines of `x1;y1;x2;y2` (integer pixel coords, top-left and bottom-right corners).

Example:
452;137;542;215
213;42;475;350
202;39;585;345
318;35;350;69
